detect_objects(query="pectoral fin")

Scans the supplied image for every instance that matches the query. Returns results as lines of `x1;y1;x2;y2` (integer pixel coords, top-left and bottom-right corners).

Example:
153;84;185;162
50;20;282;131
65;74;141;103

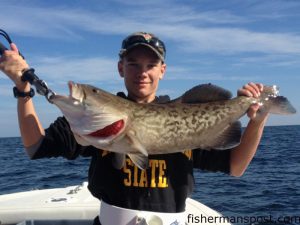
126;131;148;157
112;153;149;170
128;154;149;170
112;153;126;169
126;131;149;169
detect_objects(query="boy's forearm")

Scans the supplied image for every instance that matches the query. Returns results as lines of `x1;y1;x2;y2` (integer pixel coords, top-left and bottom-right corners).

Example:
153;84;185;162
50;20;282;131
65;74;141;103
230;116;268;177
17;84;45;148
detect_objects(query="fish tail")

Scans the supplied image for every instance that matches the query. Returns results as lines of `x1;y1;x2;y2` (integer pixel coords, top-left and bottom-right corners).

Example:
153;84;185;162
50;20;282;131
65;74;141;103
262;96;296;115
258;85;296;115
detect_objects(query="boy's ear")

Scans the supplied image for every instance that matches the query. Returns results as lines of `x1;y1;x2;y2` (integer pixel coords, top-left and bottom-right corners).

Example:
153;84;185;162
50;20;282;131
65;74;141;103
118;60;124;77
159;63;166;80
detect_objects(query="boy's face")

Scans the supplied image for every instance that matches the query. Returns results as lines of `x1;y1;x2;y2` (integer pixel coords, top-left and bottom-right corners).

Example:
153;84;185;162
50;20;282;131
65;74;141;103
118;46;166;103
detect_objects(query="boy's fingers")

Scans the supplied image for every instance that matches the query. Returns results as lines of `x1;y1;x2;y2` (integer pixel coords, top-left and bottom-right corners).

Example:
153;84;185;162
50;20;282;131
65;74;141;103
247;104;260;119
10;43;19;53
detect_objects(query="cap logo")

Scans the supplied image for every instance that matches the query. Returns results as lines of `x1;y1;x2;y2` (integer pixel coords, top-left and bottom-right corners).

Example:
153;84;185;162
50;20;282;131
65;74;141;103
143;33;152;42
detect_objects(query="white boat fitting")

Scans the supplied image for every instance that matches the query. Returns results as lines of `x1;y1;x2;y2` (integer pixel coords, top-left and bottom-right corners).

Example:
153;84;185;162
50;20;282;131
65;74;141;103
0;182;231;225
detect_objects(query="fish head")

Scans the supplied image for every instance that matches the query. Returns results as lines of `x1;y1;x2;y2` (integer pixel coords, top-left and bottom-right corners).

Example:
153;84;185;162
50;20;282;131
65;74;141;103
49;81;86;120
50;81;129;147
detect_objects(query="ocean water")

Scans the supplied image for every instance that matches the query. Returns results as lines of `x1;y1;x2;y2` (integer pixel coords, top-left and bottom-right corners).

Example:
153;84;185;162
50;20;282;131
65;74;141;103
0;125;299;225
192;125;300;225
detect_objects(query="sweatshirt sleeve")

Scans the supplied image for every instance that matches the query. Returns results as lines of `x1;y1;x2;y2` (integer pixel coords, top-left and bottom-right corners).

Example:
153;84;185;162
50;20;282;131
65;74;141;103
30;117;88;160
193;149;231;174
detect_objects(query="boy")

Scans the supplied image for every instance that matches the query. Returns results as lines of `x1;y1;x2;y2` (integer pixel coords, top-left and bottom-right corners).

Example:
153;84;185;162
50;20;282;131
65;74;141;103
0;32;268;225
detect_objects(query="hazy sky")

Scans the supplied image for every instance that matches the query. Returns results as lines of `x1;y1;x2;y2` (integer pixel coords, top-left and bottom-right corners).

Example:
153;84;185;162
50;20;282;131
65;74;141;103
0;0;299;137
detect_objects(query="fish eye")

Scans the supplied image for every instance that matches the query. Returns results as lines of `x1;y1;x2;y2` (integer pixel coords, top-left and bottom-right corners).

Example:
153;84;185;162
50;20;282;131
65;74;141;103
92;89;99;93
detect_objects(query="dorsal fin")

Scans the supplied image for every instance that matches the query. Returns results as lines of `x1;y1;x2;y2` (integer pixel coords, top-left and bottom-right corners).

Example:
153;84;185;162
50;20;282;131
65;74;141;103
172;83;232;104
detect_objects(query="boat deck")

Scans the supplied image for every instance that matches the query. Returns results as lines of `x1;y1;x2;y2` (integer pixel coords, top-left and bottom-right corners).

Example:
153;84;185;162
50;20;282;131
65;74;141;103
16;220;93;225
0;183;231;225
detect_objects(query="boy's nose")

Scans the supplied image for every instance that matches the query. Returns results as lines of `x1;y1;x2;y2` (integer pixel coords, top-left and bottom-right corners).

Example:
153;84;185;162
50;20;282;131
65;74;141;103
138;71;148;79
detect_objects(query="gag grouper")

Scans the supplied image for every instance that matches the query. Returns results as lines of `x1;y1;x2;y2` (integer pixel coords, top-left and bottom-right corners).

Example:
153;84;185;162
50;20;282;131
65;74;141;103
49;82;296;169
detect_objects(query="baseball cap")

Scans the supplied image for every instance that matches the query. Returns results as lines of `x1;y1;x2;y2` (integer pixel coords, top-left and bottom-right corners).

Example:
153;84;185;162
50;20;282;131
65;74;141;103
119;32;166;62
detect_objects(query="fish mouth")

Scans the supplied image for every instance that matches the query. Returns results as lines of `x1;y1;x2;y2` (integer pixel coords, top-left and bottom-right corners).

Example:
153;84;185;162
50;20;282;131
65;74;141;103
68;81;85;103
49;81;83;104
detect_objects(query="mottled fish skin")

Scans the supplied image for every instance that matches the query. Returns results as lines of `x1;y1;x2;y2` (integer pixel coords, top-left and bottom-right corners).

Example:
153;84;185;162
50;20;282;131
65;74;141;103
50;82;296;169
128;97;248;153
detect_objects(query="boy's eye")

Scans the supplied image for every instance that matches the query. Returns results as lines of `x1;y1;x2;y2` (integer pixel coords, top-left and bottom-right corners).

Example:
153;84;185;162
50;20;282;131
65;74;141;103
126;62;159;69
127;63;138;67
147;63;158;69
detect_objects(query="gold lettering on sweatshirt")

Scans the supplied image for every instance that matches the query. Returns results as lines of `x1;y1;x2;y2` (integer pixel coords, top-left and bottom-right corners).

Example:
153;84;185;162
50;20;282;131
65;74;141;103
183;150;192;160
158;160;168;188
123;158;168;188
149;160;159;188
133;163;139;187
101;150;109;157
123;159;132;186
139;169;148;187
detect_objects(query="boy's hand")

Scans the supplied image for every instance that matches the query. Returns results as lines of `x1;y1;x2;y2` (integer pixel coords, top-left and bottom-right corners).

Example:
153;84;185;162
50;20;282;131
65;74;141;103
237;82;268;121
0;43;30;90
